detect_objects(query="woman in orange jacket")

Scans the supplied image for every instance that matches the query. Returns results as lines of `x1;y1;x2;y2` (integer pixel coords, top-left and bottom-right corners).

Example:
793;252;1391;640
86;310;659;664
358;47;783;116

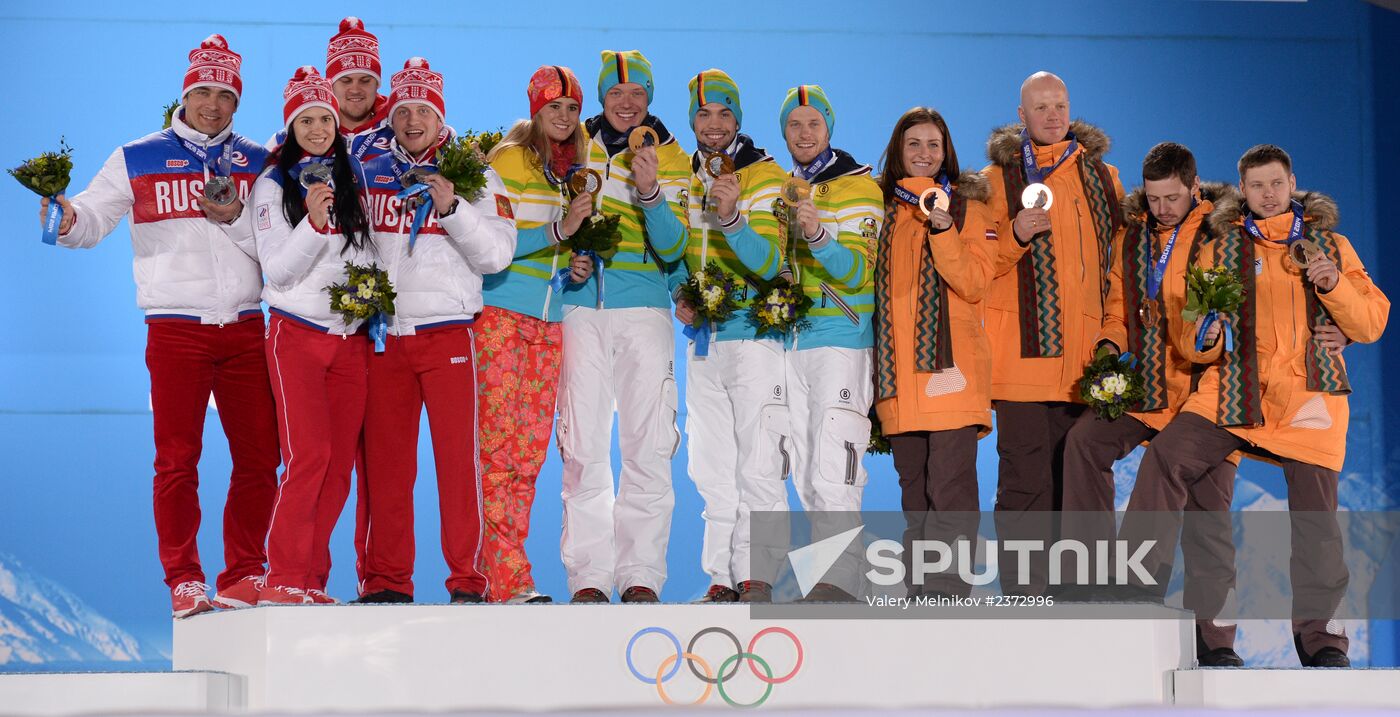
873;107;995;597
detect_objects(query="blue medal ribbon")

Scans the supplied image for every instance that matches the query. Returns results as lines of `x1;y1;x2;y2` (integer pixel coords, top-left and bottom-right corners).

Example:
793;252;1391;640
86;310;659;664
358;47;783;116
1243;199;1305;247
179;134;235;183
575;249;605;308
891;173;952;210
1020;132;1078;184
1145;202;1195;302
368;313;388;354
388;155;437;251
1195;309;1234;353
794;147;836;182
41;197;62;245
683;321;712;357
548;267;572;293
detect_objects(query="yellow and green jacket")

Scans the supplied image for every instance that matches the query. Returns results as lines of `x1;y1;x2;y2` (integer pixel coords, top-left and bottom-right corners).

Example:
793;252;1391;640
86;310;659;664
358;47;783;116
677;133;786;342
483;144;571;322
562;114;689;309
777;148;882;350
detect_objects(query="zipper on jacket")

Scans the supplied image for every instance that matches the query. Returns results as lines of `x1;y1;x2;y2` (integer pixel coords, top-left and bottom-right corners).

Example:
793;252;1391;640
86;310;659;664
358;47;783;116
543;245;561;321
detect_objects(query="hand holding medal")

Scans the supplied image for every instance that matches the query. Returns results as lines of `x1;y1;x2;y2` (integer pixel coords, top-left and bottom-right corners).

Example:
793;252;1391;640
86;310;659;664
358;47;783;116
628;126;660;197
919;186;953;232
303;165;335;231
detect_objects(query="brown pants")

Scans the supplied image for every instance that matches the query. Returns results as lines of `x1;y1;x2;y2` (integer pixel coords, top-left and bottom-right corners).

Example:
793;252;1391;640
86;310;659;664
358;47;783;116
993;401;1083;594
890;427;980;597
1062;410;1239;650
1126;412;1349;659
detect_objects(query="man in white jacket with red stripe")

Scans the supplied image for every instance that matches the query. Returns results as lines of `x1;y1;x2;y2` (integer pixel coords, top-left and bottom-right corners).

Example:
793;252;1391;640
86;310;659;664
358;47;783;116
41;34;280;618
355;58;517;604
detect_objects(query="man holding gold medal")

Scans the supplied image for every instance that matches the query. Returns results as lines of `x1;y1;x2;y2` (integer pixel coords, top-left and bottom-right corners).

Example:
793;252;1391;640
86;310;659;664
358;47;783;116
41;34;279;618
982;71;1124;595
668;69;789;603
557;50;690;604
1121;144;1389;667
775;84;883;601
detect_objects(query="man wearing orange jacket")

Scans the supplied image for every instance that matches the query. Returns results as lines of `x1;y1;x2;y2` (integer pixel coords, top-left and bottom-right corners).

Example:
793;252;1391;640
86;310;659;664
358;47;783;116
982;71;1124;594
1125;144;1389;668
1061;142;1243;665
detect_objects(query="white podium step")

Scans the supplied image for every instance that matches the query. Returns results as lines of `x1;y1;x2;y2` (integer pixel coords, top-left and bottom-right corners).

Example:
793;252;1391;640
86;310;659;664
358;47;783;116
1172;667;1400;708
0;670;243;716
173;603;1191;711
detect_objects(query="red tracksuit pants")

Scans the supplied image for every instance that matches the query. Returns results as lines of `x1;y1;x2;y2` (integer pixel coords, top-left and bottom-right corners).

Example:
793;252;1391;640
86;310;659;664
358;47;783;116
145;318;280;590
263;315;368;590
474;306;562;601
362;326;487;597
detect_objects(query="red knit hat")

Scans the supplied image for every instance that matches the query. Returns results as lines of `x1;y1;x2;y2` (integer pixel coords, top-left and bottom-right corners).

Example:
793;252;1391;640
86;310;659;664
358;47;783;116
282;66;340;129
527;65;584;118
183;34;242;101
389;57;445;121
325;17;381;84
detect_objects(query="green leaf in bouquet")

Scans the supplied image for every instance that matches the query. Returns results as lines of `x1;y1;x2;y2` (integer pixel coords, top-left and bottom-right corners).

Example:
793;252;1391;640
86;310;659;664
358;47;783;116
868;407;892;455
163;99;181;130
437;129;505;202
1077;351;1147;421
566;213;622;258
746;274;814;336
677;260;744;329
9;138;74;197
325;261;396;326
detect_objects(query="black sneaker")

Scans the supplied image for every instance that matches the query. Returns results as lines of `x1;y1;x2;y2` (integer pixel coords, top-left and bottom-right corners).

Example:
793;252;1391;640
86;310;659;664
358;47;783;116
694;585;739;603
353;589;413;604
450;590;484;604
1307;646;1351;668
737;580;773;603
1198;647;1245;667
620;586;660;603
570;588;610;604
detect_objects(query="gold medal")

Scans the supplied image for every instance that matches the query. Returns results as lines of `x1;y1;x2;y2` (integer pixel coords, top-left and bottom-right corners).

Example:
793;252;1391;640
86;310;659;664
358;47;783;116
1288;238;1322;270
918;187;950;216
1021;182;1054;210
628;126;659;153
1138;298;1161;326
702;151;734;178
781;177;811;204
568;168;602;196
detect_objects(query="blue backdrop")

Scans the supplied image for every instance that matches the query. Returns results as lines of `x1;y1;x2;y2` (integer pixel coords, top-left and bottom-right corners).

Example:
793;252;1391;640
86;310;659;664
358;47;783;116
1;0;1396;670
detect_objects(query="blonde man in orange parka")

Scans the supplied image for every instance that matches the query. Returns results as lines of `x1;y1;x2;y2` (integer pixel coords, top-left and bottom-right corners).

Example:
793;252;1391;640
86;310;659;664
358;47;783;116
982;72;1124;594
873;107;995;598
1124;144;1389;668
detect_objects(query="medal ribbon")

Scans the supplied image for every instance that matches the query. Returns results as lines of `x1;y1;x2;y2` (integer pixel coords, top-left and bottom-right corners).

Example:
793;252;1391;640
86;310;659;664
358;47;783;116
794;147;835;182
389;159;434;251
1145;202;1194;302
1020;132;1077;185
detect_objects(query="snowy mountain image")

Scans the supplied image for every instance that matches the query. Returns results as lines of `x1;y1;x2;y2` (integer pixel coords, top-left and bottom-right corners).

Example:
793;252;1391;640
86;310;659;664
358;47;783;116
0;552;158;669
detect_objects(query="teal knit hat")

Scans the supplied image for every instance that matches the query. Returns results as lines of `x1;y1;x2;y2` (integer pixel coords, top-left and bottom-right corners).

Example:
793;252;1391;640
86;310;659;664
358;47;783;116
779;84;835;137
688;68;742;129
597;50;654;104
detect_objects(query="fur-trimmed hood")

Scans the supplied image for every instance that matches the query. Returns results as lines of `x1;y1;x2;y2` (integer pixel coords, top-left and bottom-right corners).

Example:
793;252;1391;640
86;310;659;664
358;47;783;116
1209;189;1339;237
986;119;1111;168
1121;181;1237;223
954;170;990;203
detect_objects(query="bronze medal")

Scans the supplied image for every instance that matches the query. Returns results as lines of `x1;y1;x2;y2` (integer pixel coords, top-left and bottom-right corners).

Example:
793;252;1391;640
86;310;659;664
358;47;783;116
568;168;602;196
628;126;659;153
1288;238;1322;270
918;187;950;216
1138;298;1161;326
702;151;734;178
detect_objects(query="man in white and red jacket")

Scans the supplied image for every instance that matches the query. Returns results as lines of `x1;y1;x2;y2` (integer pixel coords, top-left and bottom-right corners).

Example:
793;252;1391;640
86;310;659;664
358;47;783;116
355;58;517;604
42;34;279;619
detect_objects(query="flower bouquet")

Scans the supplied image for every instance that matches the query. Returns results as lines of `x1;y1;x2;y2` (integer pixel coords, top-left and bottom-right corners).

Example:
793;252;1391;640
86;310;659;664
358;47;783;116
746;274;813;337
1181;265;1244;352
437;129;504;202
676;260;744;356
1078;351;1147;421
326;262;396;353
10;138;74;245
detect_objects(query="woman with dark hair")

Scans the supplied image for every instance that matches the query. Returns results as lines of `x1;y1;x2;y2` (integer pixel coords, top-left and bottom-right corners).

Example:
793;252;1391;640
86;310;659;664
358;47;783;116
872;107;995;598
248;66;375;605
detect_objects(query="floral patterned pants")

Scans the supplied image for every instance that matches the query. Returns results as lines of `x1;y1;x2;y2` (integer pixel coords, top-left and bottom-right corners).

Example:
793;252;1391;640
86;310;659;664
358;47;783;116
474;306;562;601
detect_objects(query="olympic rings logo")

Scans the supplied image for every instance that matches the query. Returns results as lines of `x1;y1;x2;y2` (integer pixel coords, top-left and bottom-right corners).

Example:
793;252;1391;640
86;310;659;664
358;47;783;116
625;626;804;707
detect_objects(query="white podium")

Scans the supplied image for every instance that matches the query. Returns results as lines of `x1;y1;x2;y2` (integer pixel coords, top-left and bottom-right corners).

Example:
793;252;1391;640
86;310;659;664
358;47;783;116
172;603;1191;711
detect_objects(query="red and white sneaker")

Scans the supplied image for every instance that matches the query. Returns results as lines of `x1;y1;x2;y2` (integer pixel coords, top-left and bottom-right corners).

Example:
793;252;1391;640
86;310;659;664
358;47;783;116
171;581;213;619
258;584;313;605
306;589;339;605
212;575;265;609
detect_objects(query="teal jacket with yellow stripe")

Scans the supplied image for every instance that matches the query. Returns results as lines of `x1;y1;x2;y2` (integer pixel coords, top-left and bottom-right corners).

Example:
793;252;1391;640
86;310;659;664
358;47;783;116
676;134;788;342
562;115;689;309
482;144;572;322
777;148;882;350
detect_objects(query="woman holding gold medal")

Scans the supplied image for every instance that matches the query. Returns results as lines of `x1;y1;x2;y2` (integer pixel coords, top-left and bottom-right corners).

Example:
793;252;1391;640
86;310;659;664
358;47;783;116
477;65;595;604
872;107;996;599
669;69;790;603
775;85;884;602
